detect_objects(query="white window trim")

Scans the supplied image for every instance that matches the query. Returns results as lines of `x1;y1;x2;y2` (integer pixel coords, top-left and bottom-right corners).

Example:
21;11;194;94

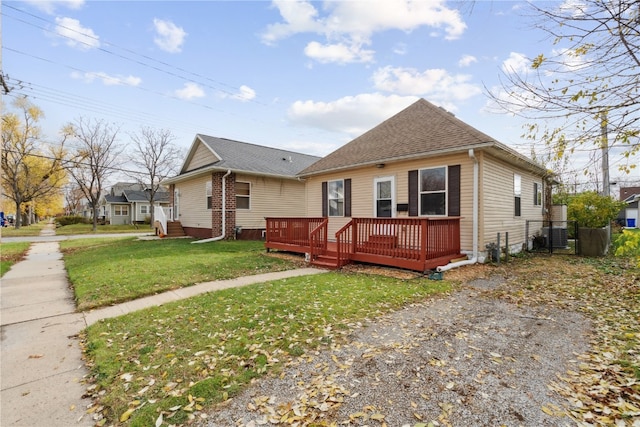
236;181;251;210
115;205;129;216
373;176;396;217
206;180;212;210
534;182;543;207
328;179;345;217
419;166;448;217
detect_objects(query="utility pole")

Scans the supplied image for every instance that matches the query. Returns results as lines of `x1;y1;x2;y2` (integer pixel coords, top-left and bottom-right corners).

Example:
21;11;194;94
601;113;610;197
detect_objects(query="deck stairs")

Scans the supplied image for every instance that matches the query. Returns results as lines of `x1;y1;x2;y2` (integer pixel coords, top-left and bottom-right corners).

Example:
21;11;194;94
309;243;341;270
165;221;186;238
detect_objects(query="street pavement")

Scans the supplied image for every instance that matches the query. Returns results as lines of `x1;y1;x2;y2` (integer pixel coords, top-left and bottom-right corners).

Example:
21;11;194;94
0;224;326;426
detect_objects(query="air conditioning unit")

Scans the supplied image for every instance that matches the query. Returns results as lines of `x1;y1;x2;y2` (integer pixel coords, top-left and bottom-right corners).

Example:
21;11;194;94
542;227;568;248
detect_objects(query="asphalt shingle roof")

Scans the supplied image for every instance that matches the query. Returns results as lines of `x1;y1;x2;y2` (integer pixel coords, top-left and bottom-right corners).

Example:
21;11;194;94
196;135;321;177
123;190;170;203
298;98;506;176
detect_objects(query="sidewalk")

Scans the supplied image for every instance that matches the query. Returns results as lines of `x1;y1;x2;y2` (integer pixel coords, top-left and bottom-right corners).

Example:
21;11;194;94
1;224;327;426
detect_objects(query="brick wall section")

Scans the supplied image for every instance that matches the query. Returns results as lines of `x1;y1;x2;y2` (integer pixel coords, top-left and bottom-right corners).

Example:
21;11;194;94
210;172;237;238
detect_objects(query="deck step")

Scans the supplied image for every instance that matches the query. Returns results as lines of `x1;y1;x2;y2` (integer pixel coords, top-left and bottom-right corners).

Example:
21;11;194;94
311;254;340;270
165;221;186;237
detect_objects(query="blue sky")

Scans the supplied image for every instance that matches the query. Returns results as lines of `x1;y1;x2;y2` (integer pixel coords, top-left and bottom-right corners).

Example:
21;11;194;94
3;0;638;189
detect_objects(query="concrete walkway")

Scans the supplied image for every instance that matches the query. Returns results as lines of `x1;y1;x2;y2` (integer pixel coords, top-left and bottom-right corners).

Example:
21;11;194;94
1;224;326;426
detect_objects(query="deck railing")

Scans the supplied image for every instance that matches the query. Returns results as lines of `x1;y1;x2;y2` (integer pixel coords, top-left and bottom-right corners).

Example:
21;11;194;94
340;217;460;262
265;217;461;271
265;217;326;247
309;219;329;261
154;206;167;236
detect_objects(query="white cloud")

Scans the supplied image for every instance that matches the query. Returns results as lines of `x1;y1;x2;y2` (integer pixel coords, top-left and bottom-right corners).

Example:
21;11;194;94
501;52;531;75
174;82;205;100
371;66;482;109
219;85;257;102
288;93;418;135
393;43;408;55
262;0;466;64
70;71;141;86
54;16;99;50
24;0;84;14
554;48;589;72
558;0;588;17
153;18;187;53
458;54;477;67
304;41;374;64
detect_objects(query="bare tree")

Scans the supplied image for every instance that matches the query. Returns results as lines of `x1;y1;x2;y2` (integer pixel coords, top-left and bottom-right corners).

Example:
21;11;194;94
64;117;123;231
63;183;86;215
489;0;639;174
128;127;181;227
1;97;66;228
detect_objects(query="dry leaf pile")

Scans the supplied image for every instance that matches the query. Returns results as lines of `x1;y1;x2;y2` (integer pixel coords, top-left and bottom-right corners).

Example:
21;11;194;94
202;256;637;427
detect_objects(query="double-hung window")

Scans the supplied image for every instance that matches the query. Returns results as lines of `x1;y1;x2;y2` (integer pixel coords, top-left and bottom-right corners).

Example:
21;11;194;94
115;205;129;216
328;180;344;217
206;181;212;209
534;182;542;207
514;174;522;217
140;204;150;215
236;182;250;210
419;167;447;216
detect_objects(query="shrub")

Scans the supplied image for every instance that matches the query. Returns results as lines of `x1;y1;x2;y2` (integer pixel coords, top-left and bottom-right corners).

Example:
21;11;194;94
567;191;626;229
56;215;90;226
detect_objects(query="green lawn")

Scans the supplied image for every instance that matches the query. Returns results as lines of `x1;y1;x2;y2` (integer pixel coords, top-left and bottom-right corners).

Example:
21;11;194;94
55;223;153;235
0;222;48;237
84;271;451;426
60;238;302;310
0;241;31;276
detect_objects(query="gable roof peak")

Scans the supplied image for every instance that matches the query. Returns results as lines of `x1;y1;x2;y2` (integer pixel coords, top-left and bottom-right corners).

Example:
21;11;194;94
298;98;495;176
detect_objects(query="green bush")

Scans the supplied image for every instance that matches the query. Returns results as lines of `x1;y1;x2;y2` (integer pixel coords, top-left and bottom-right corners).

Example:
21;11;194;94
56;215;90;226
567;191;626;229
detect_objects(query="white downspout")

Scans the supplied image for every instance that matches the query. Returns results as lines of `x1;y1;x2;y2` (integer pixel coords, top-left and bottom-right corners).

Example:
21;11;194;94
193;169;232;244
437;149;479;272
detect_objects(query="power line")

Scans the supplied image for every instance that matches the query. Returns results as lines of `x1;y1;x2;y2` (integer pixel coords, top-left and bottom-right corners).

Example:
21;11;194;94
2;4;264;104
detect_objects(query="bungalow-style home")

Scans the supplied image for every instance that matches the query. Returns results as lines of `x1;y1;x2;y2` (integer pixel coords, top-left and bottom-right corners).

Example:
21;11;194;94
164;99;552;273
266;99;553;271
101;182;170;225
160;135;321;239
618;186;639;228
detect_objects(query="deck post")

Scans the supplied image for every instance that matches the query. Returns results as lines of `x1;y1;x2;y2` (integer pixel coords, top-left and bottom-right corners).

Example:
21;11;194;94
420;219;427;265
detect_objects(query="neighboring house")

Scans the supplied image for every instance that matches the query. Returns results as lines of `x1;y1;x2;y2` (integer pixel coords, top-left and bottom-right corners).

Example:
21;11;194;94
101;182;170;225
618;186;640;228
161;135;321;239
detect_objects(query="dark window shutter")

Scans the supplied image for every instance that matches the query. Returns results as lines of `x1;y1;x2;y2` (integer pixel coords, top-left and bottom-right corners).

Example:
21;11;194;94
321;181;328;217
344;179;352;217
408;170;418;216
448;165;461;217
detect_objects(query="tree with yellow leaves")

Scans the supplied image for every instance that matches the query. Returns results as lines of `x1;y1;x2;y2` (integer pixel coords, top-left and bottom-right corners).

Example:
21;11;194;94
1;97;67;228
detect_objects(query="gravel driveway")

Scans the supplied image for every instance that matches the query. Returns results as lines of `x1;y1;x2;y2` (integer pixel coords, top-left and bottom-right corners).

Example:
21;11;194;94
201;273;591;427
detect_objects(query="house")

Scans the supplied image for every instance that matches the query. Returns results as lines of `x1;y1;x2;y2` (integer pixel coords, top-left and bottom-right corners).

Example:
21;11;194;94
160;135;321;239
101;182;170;225
618;186;640;228
165;99;552;272
266;98;553;271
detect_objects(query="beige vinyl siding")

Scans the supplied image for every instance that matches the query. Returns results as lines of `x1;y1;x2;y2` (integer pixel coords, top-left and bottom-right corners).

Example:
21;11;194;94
304;153;475;252
185;142;218;172
175;174;212;229
236;174;307;229
480;153;545;250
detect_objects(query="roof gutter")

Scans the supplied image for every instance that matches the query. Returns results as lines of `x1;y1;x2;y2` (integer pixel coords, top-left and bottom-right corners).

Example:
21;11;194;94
193;169;232;244
437;149;479;272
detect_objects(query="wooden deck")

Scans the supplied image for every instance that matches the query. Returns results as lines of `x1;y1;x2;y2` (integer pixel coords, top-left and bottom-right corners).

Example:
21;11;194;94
265;217;463;273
